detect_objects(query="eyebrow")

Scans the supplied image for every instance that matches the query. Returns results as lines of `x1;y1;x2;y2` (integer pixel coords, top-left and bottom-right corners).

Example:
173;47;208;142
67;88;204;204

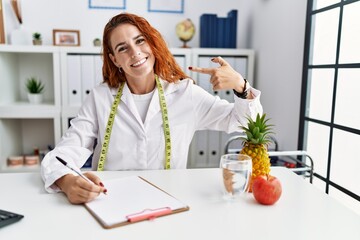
114;34;144;50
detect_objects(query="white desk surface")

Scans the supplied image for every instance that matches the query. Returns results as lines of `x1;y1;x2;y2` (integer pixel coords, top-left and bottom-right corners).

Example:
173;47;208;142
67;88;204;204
0;167;359;240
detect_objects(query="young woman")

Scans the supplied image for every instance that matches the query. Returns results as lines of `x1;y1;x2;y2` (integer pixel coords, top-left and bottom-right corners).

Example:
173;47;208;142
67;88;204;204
41;12;263;204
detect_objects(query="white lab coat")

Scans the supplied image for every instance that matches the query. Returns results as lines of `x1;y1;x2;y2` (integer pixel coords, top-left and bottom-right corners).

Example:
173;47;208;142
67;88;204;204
41;78;262;192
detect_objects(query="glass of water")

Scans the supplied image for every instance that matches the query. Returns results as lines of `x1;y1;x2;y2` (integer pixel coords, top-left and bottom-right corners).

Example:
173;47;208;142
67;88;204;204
220;154;252;199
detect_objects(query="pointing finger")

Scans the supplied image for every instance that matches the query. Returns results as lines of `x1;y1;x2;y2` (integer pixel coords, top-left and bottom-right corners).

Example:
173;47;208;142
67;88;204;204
188;66;215;75
211;56;229;67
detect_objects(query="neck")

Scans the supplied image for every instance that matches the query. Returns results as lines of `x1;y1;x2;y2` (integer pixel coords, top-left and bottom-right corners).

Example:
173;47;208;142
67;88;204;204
126;75;156;95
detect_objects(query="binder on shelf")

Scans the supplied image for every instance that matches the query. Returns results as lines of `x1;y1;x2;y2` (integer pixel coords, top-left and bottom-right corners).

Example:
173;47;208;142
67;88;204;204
84;176;189;229
224;17;231;48
228;9;238;48
208;14;217;48
199;10;237;48
200;14;217;48
200;14;209;47
216;17;226;48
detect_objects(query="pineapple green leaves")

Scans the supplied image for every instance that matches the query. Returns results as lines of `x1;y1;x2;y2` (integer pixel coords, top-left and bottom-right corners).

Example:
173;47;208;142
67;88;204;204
26;77;45;94
240;113;274;145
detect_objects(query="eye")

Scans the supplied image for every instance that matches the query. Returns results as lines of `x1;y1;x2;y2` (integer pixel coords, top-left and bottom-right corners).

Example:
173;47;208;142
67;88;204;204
136;38;145;45
117;45;127;53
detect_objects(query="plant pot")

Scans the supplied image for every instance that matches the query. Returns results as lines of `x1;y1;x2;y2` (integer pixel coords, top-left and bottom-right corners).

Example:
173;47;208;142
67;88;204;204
33;39;42;45
93;39;101;47
27;93;43;104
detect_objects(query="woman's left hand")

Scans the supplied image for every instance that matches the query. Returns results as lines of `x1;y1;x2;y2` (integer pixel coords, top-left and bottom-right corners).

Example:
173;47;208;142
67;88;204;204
189;56;246;92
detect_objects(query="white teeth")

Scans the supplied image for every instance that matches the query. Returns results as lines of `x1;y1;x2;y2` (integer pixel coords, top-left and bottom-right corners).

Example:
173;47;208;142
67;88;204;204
132;58;146;67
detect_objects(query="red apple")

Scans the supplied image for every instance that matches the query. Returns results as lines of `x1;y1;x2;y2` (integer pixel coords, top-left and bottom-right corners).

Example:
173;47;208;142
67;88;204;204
252;175;282;205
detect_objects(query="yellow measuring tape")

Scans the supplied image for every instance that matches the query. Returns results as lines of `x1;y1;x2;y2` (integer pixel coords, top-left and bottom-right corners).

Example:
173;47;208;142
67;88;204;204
97;75;171;171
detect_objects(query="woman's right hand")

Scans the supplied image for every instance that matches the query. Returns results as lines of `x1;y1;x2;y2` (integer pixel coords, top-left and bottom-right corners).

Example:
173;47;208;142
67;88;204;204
55;172;107;204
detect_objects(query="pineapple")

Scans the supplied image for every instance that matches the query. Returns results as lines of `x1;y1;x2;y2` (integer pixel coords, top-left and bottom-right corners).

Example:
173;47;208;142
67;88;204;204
240;113;273;191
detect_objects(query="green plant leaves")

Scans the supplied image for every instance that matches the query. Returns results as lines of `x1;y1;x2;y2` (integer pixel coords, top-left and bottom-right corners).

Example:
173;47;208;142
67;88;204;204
26;77;44;94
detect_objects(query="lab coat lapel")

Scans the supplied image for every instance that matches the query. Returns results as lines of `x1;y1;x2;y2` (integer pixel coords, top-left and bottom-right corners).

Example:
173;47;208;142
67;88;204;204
144;87;160;124
119;83;145;129
144;79;178;125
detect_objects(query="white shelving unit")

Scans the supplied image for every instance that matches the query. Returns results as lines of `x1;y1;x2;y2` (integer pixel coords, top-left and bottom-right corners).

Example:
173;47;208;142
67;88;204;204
0;45;62;172
0;46;254;172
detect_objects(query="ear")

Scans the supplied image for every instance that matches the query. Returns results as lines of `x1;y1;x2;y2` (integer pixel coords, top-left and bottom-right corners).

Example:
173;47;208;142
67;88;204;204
109;53;120;68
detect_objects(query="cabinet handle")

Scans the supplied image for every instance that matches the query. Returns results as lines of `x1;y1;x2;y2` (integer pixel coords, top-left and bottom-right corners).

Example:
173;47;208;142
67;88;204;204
72;90;77;95
226;90;230;95
199;151;204;155
211;151;217;155
85;90;90;94
214;91;218;95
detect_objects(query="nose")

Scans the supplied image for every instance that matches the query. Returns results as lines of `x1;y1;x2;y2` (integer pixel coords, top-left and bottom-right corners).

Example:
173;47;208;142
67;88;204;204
132;52;141;59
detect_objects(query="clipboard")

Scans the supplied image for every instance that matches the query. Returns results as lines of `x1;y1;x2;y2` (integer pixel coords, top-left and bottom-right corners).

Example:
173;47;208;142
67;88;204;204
84;176;189;229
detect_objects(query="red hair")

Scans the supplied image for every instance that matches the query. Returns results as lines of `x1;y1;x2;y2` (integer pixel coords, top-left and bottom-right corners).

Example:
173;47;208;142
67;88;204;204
102;12;188;88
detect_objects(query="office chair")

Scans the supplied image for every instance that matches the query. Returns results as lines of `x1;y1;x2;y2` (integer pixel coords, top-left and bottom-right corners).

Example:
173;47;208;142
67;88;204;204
224;134;314;183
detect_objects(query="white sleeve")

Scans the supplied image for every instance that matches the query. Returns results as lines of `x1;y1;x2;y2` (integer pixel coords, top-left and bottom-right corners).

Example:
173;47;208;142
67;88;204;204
191;83;263;133
41;90;99;193
41;146;92;193
233;86;263;128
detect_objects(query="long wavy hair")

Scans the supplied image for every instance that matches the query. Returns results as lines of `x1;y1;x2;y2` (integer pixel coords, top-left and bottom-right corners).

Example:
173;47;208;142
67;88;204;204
102;13;188;88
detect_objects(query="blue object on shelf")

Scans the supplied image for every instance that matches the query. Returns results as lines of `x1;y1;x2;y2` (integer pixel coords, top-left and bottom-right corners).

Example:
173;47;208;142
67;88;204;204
200;9;237;48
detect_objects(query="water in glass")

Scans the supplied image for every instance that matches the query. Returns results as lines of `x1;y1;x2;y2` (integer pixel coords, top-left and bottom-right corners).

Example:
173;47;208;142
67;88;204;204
221;154;252;199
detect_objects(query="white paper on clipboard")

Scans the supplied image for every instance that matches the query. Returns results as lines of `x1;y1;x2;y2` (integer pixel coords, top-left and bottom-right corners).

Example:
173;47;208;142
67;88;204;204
84;175;189;229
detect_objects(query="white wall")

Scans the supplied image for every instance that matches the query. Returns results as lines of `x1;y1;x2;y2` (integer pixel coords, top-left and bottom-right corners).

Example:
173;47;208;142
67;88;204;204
2;0;307;151
250;0;307;151
2;0;252;48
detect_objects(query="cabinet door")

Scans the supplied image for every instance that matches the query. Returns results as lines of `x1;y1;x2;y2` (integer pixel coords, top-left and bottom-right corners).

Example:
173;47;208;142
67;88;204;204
174;56;186;70
94;55;103;85
67;55;82;106
80;55;96;101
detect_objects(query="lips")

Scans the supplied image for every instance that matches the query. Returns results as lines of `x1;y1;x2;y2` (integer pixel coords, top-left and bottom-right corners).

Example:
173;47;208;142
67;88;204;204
131;57;148;67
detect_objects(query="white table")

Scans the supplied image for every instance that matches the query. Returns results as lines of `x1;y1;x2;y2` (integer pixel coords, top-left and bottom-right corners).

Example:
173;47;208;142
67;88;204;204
0;167;359;240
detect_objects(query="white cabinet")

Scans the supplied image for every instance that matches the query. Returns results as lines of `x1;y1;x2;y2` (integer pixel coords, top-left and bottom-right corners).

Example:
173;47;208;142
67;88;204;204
0;46;254;172
59;47;104;133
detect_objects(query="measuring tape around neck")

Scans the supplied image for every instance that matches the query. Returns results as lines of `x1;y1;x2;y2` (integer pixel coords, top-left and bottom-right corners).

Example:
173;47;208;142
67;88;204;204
97;75;171;171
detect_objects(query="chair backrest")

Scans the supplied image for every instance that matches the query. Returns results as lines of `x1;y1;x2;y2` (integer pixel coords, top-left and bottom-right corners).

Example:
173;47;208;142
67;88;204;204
224;134;278;154
223;134;314;183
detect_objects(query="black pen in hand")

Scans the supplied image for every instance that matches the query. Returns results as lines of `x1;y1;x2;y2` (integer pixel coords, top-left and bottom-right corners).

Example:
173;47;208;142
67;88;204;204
56;156;107;194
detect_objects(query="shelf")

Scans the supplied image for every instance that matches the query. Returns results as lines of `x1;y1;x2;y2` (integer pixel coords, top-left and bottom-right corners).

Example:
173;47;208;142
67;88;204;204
0;103;60;118
0;44;59;53
191;48;255;56
59;46;102;54
0;45;104;55
1;164;40;173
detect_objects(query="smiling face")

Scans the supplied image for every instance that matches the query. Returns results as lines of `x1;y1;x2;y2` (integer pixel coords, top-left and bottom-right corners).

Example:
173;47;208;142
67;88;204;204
109;23;155;85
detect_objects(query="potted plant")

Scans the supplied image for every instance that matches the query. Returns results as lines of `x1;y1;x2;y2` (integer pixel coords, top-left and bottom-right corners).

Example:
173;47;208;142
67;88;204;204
32;32;42;45
93;38;101;47
26;77;45;104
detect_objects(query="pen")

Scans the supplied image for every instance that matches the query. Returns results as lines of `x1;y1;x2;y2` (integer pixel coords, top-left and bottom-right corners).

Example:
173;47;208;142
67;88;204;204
56;156;93;184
